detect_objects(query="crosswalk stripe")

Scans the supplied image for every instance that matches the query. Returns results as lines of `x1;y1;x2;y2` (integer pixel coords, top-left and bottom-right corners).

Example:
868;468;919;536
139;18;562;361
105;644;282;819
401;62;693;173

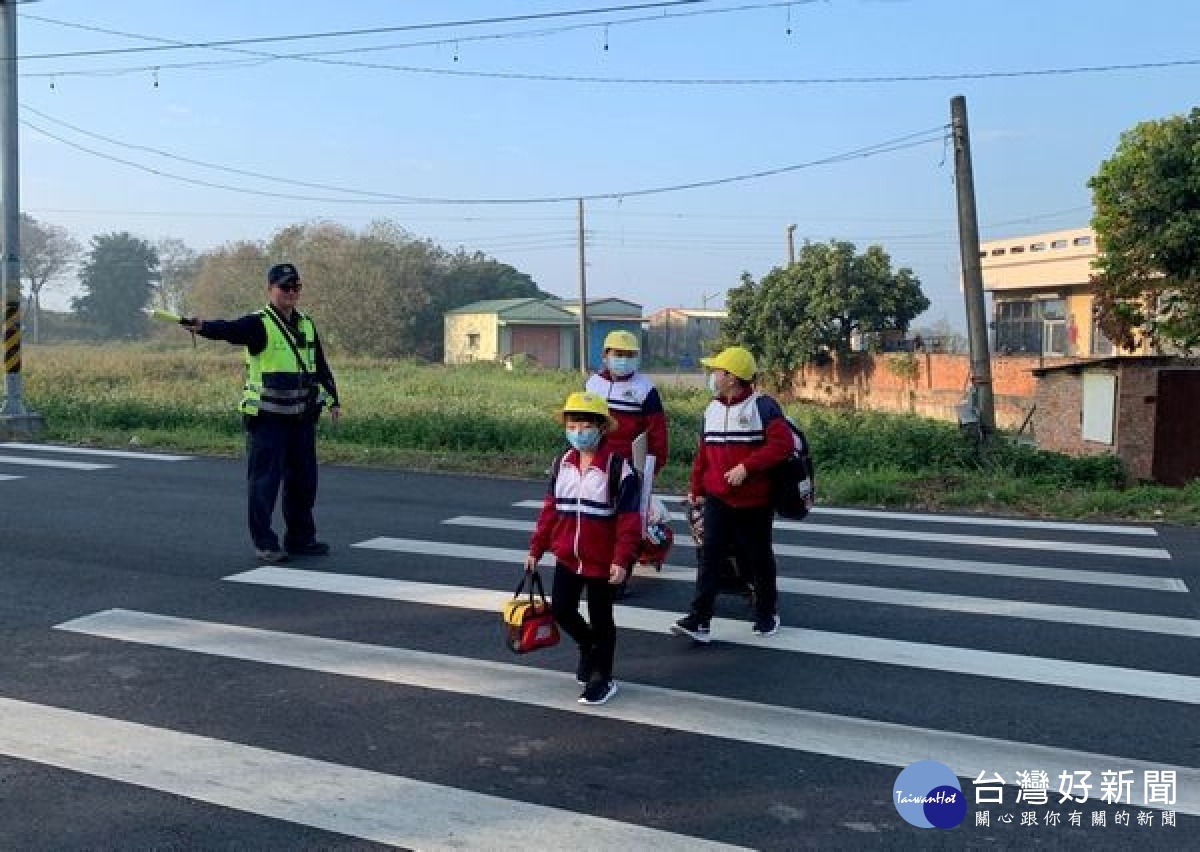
650;496;1159;537
224;568;1200;705
351;537;1199;637
54;610;1200;817
0;442;192;462
0;695;743;850
448;515;1173;561
0;454;114;471
451;517;1186;592
0;473;23;481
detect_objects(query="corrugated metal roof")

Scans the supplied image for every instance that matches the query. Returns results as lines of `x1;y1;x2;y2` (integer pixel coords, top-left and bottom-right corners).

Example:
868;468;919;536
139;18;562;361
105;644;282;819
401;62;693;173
500;300;578;323
552;297;642;318
445;297;541;315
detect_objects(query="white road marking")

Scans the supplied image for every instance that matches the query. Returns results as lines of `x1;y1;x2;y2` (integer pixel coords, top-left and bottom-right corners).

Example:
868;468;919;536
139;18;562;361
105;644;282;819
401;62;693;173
448;514;1173;560
648;496;1159;536
351;537;1199;637
0;454;114;471
0;473;23;481
460;516;1186;592
0;695;744;850
0;442;191;461
223;569;1200;705
55;610;1200;816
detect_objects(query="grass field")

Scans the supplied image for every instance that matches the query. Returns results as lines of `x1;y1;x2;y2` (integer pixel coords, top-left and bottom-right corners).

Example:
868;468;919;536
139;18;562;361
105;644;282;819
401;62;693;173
18;342;1200;523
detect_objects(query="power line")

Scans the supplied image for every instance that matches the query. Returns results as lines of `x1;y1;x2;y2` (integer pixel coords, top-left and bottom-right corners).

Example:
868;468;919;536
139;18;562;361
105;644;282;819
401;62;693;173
240;56;1200;87
22;110;947;204
17;0;720;60
19;6;1198;87
20;2;801;71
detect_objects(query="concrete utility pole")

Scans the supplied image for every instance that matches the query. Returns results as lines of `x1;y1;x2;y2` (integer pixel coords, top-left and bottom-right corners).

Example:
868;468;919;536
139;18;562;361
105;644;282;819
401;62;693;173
786;224;797;265
950;95;995;436
0;1;41;434
576;198;588;376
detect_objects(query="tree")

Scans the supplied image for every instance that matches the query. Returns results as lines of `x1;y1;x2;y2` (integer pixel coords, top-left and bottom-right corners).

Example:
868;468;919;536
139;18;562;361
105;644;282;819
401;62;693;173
73;232;160;339
1089;107;1200;352
723;240;929;382
154;237;200;315
184;220;548;359
19;214;80;343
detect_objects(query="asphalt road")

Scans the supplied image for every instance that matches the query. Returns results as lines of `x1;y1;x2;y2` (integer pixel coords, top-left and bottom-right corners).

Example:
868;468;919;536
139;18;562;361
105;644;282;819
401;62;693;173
1;442;1198;850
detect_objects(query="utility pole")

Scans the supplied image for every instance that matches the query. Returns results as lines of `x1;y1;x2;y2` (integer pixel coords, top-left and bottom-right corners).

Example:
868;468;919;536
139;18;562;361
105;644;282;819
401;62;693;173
576;198;588;376
951;95;995;436
786;224;796;265
0;1;41;434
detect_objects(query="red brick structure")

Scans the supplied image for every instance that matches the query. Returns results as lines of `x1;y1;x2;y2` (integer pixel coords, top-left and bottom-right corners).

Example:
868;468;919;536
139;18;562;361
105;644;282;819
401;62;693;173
1031;357;1200;484
786;353;1051;430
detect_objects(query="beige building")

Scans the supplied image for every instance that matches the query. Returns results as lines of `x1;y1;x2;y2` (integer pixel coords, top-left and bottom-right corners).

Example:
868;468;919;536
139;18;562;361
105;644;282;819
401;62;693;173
980;227;1152;358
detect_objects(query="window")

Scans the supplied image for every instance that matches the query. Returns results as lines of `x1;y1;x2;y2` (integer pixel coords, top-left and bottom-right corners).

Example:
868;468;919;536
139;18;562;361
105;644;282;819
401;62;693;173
1050;239;1068;249
467;333;480;351
1030;242;1046;252
1091;318;1115;356
993;299;1067;355
1009;245;1025;254
1073;235;1092;247
978;250;987;259
994;300;1040;354
990;248;1006;256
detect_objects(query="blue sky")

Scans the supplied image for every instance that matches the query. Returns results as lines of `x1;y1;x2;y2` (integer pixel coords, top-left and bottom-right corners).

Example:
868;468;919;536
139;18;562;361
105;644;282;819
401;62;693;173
15;0;1200;329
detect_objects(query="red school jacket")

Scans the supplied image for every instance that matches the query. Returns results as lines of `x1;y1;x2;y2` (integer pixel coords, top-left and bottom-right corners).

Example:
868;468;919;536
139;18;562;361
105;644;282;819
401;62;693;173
528;441;643;578
689;388;794;509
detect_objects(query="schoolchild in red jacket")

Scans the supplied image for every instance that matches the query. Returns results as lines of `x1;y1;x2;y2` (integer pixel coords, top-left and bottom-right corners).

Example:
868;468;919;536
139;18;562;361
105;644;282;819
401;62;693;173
670;346;793;644
525;392;642;706
585;329;669;476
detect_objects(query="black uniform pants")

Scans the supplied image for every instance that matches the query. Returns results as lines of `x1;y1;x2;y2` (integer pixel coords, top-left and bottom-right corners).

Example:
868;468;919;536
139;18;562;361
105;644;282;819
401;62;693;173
551;564;617;680
245;415;319;551
691;497;777;622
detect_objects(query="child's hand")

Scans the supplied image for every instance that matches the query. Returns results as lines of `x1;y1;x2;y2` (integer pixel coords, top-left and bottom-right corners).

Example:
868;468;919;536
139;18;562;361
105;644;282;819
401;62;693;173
608;564;627;585
724;464;748;487
523;554;539;573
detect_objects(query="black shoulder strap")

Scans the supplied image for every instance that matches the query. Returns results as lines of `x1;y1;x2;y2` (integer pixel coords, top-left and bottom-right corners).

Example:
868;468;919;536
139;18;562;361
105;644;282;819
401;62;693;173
607;454;624;510
262;306;311;376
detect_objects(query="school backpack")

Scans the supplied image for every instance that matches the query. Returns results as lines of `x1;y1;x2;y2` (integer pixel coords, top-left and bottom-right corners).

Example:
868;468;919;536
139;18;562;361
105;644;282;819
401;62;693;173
755;397;815;521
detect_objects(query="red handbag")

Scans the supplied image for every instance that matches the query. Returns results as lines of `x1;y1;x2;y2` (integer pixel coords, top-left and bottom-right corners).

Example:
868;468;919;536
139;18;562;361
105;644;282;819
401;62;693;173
502;570;561;654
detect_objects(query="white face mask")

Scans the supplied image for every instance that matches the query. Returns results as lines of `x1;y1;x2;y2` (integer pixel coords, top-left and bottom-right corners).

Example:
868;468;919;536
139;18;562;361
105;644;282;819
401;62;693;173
706;371;722;396
605;355;639;377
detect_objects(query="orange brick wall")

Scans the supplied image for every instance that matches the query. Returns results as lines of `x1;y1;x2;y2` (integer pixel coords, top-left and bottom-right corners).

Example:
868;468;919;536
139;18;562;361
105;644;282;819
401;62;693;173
786;353;1048;429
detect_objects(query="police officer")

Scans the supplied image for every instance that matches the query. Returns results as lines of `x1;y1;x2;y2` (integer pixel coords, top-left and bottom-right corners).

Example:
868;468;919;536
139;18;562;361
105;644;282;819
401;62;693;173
182;263;341;563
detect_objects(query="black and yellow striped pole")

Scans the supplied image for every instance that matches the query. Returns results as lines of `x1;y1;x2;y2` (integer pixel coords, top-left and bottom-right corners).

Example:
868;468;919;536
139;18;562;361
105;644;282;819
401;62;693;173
0;1;41;433
3;297;17;374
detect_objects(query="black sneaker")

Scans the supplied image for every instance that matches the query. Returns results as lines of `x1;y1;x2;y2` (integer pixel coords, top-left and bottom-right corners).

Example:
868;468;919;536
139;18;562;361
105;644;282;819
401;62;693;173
752;614;781;636
575;649;594;685
287;540;330;556
578;677;618;706
255;548;289;564
669;614;711;644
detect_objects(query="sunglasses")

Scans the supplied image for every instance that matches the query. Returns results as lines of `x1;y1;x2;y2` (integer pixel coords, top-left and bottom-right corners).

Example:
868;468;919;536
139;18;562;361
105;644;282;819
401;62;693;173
276;281;302;292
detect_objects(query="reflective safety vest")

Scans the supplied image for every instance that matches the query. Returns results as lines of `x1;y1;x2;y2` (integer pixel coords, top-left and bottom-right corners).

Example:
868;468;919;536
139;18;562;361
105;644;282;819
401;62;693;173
240;309;318;417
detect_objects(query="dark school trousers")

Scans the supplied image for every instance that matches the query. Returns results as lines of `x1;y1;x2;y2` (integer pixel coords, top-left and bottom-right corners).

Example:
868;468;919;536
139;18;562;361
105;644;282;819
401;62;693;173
551;564;617;680
245;414;318;551
691;497;778;622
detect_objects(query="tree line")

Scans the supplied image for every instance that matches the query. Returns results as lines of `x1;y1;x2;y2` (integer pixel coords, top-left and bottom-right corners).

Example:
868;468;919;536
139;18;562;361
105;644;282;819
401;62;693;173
17;219;549;359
